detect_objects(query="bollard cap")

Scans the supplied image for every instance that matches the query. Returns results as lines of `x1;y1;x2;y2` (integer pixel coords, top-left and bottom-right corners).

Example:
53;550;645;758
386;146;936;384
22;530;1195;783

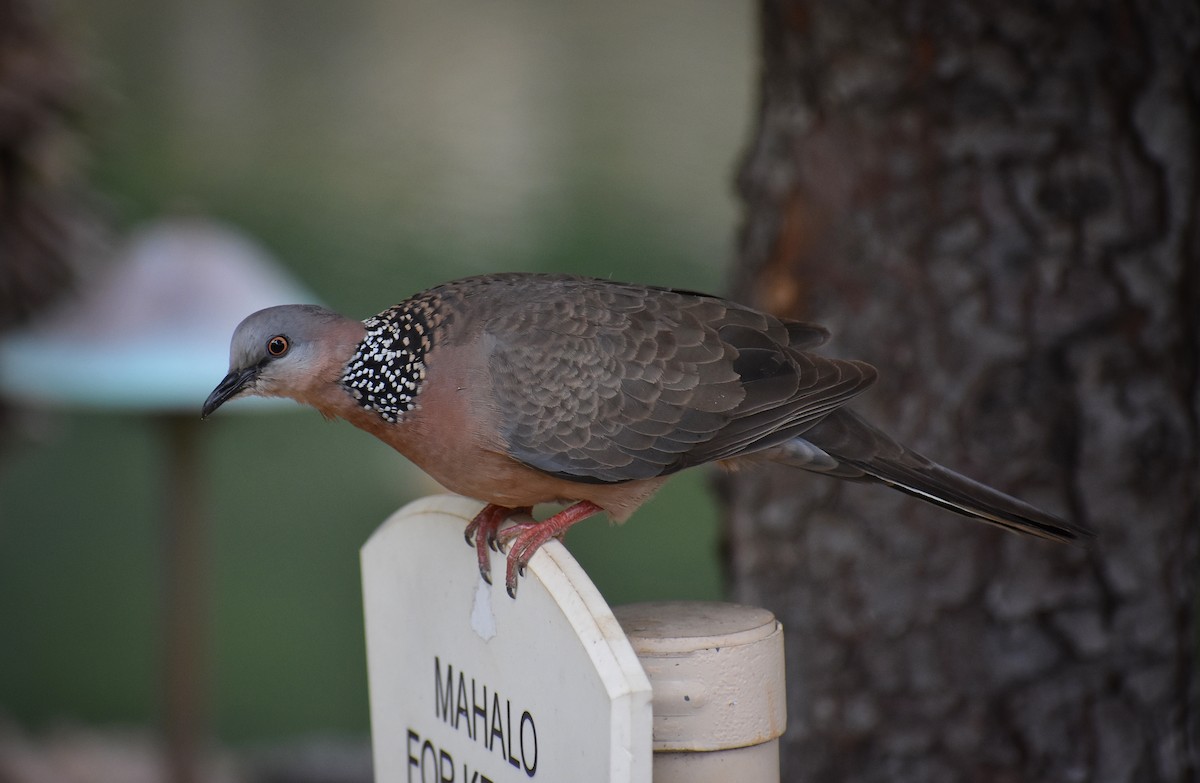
614;601;786;752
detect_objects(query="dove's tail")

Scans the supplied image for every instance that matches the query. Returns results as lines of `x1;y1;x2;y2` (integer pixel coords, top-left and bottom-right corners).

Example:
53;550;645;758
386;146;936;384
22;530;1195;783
777;409;1091;543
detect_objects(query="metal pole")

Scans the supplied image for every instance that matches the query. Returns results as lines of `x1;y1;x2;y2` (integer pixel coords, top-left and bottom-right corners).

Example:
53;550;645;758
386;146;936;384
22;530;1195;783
161;414;207;783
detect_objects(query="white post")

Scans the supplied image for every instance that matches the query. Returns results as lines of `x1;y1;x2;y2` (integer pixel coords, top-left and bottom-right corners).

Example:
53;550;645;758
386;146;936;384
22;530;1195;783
614;602;786;783
360;495;786;783
361;495;653;783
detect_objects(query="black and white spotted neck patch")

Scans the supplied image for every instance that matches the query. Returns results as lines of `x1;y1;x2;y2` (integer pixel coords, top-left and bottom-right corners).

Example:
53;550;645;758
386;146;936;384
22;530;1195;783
341;302;435;423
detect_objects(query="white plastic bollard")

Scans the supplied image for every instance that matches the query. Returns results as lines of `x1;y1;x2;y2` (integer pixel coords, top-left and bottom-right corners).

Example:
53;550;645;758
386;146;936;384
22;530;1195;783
614;601;786;783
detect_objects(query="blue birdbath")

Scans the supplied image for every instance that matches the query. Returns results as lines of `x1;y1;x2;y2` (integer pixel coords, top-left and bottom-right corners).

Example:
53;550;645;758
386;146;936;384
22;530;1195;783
0;216;319;783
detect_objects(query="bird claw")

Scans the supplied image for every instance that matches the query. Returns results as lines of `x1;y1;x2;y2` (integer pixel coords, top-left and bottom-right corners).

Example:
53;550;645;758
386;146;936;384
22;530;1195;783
505;548;534;597
465;504;532;587
468;501;604;598
503;545;528;597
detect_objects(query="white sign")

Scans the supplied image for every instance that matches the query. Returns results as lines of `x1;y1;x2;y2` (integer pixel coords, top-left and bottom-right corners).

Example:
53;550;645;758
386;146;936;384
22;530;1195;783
362;494;653;783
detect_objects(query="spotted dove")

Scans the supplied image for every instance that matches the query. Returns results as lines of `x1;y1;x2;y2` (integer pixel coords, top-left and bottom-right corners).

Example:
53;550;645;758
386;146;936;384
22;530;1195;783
203;273;1088;596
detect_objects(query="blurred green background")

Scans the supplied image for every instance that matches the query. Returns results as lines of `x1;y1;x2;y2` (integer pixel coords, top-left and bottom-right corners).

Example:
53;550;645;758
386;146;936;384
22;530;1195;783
0;0;753;748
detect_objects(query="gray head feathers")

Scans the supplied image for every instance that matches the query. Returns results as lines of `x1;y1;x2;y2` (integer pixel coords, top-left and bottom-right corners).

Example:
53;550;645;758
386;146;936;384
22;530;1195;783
202;304;354;417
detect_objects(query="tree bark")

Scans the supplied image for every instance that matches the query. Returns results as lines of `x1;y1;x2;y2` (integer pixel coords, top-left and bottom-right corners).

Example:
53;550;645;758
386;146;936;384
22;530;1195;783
0;0;91;330
724;2;1199;781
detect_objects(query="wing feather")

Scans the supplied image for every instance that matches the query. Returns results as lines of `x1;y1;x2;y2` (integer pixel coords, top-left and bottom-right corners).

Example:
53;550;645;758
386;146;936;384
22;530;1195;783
437;275;875;483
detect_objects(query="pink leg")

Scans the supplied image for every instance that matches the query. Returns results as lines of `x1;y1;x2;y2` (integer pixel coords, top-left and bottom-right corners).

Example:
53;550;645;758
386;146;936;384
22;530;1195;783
463;504;532;584
503;501;604;598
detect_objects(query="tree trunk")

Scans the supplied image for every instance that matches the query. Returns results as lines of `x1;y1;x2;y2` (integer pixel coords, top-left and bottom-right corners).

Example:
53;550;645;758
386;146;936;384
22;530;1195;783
0;0;98;445
724;2;1198;781
0;0;91;330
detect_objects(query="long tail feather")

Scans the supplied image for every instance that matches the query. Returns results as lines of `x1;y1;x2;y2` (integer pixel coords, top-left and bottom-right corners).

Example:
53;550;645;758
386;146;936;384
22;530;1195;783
775;409;1091;543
